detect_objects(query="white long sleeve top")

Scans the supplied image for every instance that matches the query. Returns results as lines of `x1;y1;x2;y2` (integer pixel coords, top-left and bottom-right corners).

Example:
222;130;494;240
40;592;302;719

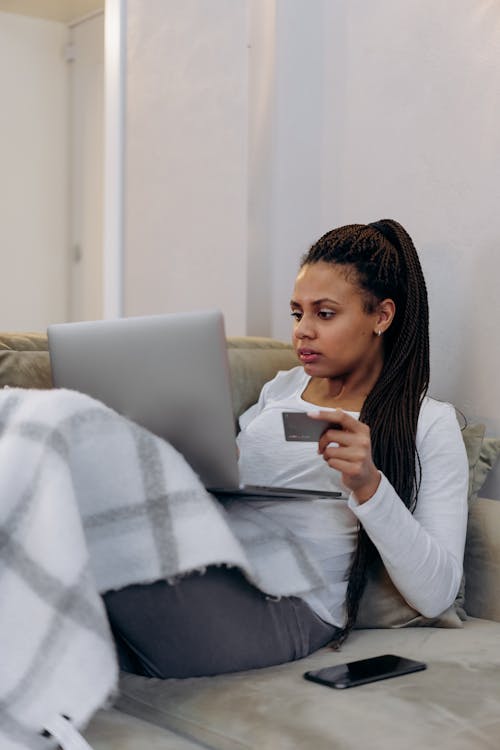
233;367;468;627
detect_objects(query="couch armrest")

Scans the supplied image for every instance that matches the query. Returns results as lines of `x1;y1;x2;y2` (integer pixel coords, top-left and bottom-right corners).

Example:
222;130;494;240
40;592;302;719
464;497;500;622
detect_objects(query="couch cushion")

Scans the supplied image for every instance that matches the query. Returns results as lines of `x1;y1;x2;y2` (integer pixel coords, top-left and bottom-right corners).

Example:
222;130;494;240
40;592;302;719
354;561;463;629
0;333;52;389
464;497;500;621
461;422;486;503
116;618;500;750
83;707;205;749
471;437;500;502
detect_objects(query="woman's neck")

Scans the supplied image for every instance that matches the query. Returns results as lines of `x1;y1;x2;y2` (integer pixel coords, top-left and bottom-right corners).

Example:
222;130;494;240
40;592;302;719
301;362;383;412
301;378;361;411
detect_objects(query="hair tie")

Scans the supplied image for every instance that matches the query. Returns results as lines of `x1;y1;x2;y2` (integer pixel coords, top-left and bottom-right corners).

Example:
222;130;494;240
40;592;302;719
369;220;398;248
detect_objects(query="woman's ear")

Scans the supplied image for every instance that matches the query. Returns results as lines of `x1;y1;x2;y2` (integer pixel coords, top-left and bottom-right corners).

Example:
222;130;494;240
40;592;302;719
375;298;396;334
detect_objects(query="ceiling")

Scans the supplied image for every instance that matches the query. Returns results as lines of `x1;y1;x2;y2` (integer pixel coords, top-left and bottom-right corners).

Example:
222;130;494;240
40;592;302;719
0;0;103;23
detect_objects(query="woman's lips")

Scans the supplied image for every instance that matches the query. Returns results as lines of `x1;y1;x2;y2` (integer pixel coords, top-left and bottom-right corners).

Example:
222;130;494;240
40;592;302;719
298;349;320;364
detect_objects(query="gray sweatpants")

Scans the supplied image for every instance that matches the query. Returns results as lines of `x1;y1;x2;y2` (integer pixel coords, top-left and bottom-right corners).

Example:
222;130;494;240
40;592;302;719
103;566;339;678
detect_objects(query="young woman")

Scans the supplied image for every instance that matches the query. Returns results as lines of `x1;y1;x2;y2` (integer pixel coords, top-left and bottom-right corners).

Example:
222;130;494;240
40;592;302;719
104;219;468;678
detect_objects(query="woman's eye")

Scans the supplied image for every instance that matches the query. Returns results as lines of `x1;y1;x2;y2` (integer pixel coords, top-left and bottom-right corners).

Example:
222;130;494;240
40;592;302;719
318;309;335;319
290;311;302;321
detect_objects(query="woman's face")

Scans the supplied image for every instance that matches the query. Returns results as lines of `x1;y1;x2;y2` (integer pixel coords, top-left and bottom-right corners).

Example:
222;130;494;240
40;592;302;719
290;261;387;380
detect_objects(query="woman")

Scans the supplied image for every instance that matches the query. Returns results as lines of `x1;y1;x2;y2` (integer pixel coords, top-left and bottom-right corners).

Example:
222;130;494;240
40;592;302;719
104;219;468;677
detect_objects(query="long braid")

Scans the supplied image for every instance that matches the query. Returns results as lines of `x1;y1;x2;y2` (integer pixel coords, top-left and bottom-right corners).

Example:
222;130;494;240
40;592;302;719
301;220;430;644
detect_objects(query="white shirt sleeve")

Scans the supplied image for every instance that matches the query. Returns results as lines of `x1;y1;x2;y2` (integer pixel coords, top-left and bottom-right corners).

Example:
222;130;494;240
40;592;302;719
348;400;468;618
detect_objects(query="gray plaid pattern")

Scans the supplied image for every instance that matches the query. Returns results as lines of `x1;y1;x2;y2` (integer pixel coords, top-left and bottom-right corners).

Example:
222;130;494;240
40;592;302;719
0;388;327;749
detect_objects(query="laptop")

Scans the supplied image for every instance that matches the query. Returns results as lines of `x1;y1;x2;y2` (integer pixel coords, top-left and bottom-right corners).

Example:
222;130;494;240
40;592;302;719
47;310;341;501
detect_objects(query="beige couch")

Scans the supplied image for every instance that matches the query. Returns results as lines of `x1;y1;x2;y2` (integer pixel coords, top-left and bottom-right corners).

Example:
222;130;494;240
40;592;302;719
2;332;500;750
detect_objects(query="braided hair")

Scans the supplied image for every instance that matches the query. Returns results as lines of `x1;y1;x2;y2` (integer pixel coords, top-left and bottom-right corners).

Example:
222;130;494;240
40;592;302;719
301;219;430;644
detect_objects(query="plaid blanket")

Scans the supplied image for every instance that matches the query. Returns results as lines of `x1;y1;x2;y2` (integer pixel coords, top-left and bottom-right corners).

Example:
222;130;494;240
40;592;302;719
0;388;323;750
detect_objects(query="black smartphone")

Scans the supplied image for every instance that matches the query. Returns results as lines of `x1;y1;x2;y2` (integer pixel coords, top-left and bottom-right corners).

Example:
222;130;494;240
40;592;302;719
282;411;340;442
304;654;427;689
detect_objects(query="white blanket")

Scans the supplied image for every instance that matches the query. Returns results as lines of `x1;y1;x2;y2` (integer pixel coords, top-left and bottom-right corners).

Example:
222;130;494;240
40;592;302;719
0;388;323;750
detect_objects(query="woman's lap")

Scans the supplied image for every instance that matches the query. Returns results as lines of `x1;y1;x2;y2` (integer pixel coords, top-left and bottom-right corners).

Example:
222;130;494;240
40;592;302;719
103;566;338;678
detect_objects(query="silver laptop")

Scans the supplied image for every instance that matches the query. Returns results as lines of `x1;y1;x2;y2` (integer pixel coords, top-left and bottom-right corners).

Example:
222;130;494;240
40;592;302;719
47;310;341;501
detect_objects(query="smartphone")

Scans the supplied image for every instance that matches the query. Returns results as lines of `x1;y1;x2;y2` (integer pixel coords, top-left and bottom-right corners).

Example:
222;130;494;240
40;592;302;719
282;411;340;442
303;654;426;689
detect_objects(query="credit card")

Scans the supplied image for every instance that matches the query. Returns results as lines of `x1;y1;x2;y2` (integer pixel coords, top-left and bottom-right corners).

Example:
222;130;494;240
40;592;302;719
282;411;340;442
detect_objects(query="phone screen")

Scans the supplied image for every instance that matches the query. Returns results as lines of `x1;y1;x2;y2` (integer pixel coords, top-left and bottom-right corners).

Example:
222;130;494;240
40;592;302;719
304;654;426;689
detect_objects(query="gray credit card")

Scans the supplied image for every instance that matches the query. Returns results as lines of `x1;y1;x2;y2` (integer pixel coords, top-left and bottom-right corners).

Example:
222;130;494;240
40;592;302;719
282;411;339;442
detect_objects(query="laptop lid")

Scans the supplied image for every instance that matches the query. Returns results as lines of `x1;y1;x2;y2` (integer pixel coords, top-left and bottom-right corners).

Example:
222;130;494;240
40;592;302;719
47;310;240;490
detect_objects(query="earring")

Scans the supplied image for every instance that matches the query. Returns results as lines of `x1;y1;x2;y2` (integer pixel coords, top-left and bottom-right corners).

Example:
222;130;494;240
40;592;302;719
377;330;382;337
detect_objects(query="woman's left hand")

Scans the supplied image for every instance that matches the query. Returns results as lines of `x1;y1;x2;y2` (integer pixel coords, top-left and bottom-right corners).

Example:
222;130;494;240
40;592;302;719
309;410;381;503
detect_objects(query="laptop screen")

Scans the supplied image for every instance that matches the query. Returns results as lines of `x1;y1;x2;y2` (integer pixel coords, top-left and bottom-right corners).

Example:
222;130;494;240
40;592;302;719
48;310;240;490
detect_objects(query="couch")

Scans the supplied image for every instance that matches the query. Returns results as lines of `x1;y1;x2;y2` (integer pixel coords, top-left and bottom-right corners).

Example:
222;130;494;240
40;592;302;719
2;331;500;750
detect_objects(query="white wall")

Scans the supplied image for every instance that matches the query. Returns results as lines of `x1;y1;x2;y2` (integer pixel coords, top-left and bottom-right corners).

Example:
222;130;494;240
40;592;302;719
0;11;69;330
259;0;500;496
124;0;249;335
122;0;500;496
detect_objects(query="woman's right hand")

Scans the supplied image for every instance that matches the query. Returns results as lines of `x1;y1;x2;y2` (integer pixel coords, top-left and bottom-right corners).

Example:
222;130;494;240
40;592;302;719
310;410;381;503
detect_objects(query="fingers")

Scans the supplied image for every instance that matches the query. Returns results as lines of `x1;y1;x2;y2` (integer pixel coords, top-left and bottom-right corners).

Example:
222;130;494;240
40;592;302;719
321;445;366;471
321;441;378;498
311;410;370;455
308;410;380;502
317;428;346;455
307;409;359;431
